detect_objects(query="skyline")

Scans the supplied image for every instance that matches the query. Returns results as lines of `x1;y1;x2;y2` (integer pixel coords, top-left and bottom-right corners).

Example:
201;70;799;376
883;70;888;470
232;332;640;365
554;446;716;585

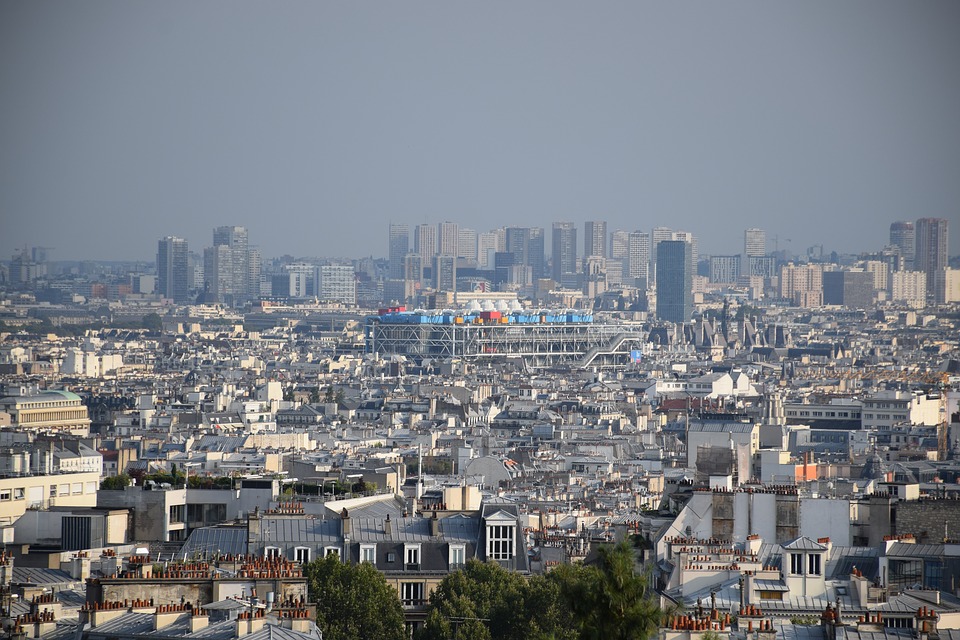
2;2;959;261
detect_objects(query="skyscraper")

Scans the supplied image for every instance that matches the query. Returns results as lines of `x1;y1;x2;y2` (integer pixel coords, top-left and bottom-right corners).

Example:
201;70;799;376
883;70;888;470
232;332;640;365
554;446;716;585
551;222;577;285
744;228;766;257
655;240;693;324
157;236;189;303
457;228;477;263
889;221;915;270
477;232;499;268
584;220;607;258
212;225;252;304
915;218;949;296
437;221;459;256
626;231;650;287
414;224;437;260
388;224;409;280
432;254;457;292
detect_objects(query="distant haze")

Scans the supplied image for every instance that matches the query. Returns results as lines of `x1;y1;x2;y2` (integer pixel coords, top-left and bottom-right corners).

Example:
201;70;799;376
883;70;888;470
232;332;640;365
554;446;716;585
1;1;958;261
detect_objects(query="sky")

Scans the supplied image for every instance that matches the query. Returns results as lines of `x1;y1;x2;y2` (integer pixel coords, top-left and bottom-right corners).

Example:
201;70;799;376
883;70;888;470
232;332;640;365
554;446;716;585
1;1;958;263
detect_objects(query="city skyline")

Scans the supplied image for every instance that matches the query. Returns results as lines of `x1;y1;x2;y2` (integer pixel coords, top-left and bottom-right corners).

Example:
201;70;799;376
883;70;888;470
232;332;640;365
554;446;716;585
2;2;959;262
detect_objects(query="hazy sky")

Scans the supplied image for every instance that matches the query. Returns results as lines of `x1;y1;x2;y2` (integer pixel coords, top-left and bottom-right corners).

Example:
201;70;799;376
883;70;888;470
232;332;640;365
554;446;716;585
2;1;958;262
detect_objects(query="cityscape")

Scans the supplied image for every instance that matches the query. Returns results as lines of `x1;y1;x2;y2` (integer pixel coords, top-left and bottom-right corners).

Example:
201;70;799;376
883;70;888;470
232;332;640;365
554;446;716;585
2;1;960;640
1;216;959;640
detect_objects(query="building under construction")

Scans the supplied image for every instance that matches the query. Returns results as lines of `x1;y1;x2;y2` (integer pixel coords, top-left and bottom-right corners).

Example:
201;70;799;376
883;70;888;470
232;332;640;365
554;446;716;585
365;308;645;369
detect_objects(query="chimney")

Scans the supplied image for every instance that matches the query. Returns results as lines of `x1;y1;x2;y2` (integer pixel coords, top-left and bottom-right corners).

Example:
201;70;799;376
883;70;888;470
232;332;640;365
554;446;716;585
235;611;266;637
189;608;209;633
153;604;188;631
430;512;440;537
384;514;392;536
341;508;350;537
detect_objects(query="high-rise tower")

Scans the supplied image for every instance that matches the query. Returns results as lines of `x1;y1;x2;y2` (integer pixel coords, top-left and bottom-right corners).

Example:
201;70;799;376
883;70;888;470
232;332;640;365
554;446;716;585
551;222;578;285
655;240;693;324
889;221;915;270
388;224;409;280
915;218;949;296
584;220;607;258
157;236;189;303
212;225;252;304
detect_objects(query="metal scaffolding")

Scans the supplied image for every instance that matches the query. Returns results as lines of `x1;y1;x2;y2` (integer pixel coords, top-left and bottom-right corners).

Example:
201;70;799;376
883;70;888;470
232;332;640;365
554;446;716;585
365;318;645;369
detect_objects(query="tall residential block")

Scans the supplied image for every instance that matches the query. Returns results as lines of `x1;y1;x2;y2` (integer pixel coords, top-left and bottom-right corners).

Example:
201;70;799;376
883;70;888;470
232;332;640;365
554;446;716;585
212;225;253;304
914;218;949;296
889;221;915;270
551;222;578;285
744;228;766;257
584;220;607;258
388;224;409;279
156;236;189;303
626;231;650;287
655;240;693;324
414;224;437;260
437;221;459;256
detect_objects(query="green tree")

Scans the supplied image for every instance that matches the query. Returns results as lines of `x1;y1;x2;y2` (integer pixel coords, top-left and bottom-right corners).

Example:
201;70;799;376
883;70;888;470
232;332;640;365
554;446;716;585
142;313;163;333
305;554;405;640
419;560;577;640
100;473;131;490
559;540;664;640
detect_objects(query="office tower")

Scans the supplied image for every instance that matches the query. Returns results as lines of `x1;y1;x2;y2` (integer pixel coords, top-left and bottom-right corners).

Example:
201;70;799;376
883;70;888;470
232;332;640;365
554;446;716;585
404;252;424;287
414;224;437;259
672;230;698;266
388;224;409;279
156;236;189;303
626;231;650;287
610;230;630;262
650;226;674;280
458;228;478;263
437;221;459;256
915;218;949;296
709;256;741;284
477;232;498;268
203;245;233;303
528;228;545;279
744;228;766;257
212;225;251;303
505;227;530;265
584;220;607;258
317;264;356;304
552;222;578;284
655;240;693;324
889;221;915;270
432;254;457;292
823;270;874;309
248;248;261;300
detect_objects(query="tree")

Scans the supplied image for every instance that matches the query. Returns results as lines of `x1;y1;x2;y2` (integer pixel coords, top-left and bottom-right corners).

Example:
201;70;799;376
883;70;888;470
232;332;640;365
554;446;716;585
419;560;577;640
142;313;163;333
558;541;664;640
305;554;405;640
100;473;131;490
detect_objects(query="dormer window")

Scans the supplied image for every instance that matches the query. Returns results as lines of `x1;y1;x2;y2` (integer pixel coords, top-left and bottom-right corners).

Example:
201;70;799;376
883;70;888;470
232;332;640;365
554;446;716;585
405;544;421;569
808;553;821;576
790;553;803;575
487;524;515;560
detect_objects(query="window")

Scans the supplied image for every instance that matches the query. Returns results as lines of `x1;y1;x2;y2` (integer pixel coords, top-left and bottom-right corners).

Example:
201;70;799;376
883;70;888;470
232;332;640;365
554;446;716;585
405;544;421;569
59;484;69;496
169;504;185;524
808;553;821;576
71;483;83;495
449;545;465;569
759;591;783;601
264;546;281;559
50;486;58;498
14;488;24;500
294;547;311;564
325;547;339;558
0;489;10;501
487;525;515;561
790;553;803;575
401;582;424;606
360;545;376;563
85;482;96;494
